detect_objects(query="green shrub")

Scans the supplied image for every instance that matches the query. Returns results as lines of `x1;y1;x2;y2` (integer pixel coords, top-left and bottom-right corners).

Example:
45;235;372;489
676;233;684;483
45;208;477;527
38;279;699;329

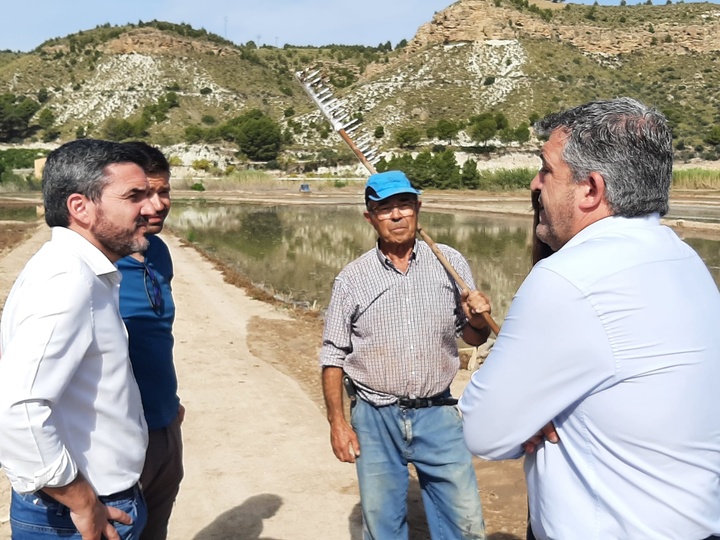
0;148;49;169
192;159;211;171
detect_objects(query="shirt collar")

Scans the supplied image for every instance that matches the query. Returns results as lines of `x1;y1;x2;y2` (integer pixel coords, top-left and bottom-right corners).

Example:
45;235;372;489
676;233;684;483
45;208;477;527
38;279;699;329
560;213;662;252
51;227;119;278
374;239;418;269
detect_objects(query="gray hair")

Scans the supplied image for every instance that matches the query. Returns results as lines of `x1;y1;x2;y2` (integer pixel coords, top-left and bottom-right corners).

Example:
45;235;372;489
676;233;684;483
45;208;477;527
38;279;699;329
534;97;673;217
43;139;147;227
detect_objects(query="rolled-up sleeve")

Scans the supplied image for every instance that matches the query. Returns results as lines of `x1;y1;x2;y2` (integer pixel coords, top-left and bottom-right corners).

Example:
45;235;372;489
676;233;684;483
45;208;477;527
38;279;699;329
0;268;93;492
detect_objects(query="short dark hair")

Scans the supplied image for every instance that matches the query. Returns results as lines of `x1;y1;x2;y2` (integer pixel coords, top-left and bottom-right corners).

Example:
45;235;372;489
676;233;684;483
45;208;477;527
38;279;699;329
123;141;170;177
43;139;147;227
535;97;672;217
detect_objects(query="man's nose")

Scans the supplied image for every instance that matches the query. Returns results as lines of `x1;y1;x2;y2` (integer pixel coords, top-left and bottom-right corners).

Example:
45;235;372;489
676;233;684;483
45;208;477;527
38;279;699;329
140;196;156;216
530;174;541;191
149;193;164;212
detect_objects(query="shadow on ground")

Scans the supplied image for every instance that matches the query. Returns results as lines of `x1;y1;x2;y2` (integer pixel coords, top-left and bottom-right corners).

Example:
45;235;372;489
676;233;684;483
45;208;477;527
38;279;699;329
193;493;282;540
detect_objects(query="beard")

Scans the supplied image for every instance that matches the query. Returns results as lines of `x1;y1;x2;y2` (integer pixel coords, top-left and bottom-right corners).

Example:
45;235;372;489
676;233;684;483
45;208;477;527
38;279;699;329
535;190;575;252
92;207;148;259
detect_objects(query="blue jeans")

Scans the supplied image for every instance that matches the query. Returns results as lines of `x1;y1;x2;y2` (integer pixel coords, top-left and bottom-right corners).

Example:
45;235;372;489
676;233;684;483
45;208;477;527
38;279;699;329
10;485;147;539
352;397;486;540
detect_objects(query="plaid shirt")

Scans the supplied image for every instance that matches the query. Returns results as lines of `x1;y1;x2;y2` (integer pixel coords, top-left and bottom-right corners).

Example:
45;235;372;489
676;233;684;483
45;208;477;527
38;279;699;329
320;240;475;406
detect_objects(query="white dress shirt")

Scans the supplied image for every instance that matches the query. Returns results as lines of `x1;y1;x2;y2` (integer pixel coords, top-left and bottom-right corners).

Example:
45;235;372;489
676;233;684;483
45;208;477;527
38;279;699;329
460;214;720;539
0;227;148;496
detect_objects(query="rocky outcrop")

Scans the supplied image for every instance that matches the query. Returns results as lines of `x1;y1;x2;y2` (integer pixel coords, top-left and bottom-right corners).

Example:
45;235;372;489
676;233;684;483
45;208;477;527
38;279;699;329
406;0;720;56
101;28;236;57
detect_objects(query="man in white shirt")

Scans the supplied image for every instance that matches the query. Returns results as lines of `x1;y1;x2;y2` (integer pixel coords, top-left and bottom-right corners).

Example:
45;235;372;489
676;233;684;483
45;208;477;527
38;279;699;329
460;98;720;540
0;139;155;540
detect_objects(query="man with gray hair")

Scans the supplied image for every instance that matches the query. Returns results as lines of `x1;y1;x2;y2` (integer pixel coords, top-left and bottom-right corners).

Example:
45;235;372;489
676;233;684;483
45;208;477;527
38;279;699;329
460;98;720;539
0;139;153;540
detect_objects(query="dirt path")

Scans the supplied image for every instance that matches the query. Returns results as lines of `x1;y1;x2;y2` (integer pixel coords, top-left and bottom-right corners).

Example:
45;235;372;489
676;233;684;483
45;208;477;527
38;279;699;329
0;227;365;539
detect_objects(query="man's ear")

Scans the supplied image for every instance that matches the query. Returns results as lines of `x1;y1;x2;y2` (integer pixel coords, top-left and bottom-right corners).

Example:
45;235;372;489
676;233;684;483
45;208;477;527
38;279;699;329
578;172;606;212
67;193;92;226
363;210;373;225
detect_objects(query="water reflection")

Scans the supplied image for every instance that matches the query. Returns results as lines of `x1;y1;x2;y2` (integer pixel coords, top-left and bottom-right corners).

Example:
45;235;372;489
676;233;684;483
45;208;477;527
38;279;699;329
167;203;534;319
167;203;720;319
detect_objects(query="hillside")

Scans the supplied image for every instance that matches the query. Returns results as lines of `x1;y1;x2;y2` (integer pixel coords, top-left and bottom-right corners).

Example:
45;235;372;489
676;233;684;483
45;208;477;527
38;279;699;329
0;1;719;167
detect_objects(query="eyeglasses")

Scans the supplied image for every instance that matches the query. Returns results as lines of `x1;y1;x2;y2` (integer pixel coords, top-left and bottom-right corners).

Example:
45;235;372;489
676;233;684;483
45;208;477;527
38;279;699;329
370;201;417;221
143;263;164;314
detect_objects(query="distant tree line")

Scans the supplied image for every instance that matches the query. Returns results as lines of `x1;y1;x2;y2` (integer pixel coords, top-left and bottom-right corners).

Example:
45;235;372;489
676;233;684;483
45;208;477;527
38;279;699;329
388;112;531;150
37;20;235;53
376;149;534;190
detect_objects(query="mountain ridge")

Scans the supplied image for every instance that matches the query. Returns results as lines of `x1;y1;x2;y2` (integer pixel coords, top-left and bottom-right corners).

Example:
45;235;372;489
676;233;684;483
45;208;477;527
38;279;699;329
0;1;718;167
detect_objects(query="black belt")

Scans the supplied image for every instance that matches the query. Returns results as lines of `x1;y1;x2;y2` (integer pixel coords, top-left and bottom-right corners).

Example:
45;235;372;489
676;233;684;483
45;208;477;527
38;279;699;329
35;483;139;504
397;396;458;409
99;484;139;502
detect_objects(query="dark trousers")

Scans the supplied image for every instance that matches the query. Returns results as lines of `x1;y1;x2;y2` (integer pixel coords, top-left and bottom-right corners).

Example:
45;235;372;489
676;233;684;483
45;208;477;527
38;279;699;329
140;414;184;540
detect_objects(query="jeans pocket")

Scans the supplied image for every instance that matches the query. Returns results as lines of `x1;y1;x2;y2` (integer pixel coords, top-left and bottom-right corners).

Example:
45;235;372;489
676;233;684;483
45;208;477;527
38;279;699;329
106;492;148;540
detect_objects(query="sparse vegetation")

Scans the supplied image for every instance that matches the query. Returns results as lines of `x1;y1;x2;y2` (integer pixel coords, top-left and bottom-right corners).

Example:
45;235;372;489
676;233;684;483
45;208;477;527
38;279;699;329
672;169;720;189
0;4;716;180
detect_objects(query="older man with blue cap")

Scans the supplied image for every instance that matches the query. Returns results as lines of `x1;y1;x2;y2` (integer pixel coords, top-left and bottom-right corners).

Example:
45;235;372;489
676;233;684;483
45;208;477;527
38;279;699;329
320;170;490;539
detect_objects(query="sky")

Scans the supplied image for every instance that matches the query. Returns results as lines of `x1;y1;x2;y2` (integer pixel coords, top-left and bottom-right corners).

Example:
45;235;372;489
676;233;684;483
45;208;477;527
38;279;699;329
2;0;717;53
0;0;456;52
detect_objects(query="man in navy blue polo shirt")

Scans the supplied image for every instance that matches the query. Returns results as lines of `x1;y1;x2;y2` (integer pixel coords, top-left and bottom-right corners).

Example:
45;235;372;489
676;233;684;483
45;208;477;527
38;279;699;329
118;142;183;540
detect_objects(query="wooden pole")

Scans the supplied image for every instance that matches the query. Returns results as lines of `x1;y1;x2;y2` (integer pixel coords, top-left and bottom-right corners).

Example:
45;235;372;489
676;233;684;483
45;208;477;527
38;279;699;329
338;130;376;173
417;227;501;336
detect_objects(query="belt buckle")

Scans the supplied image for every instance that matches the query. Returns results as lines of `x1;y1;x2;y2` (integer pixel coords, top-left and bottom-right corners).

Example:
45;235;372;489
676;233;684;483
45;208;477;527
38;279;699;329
398;397;415;408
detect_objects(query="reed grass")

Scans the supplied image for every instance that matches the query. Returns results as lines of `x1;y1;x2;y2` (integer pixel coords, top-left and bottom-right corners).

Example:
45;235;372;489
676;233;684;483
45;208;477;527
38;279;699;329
672;169;720;190
476;168;536;191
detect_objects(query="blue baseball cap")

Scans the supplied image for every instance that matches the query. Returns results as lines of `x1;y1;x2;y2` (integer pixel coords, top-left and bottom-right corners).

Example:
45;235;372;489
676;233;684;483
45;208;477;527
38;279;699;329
364;170;421;203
